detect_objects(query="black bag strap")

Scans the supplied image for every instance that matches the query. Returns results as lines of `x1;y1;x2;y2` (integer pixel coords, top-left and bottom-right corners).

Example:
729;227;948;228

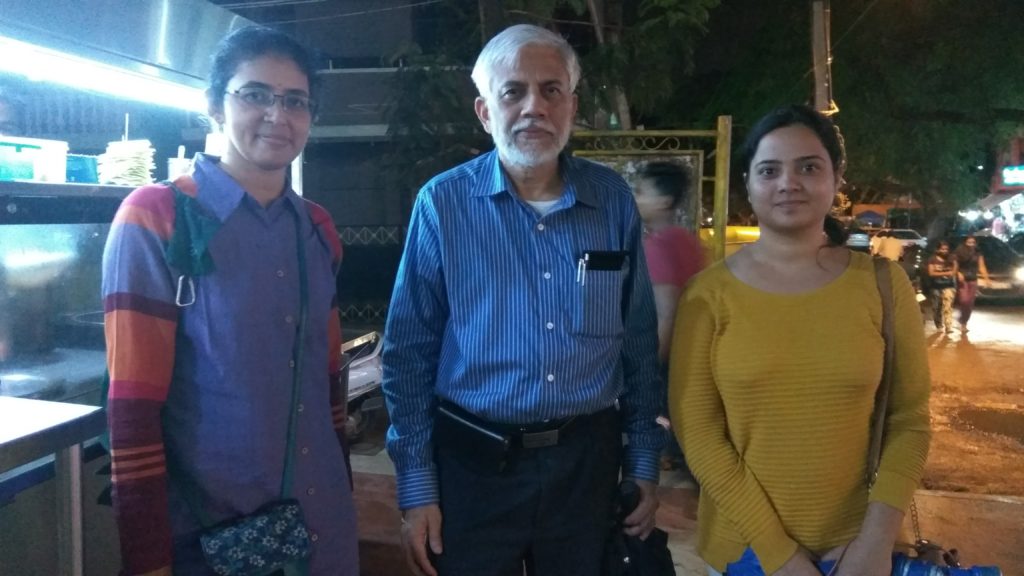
867;257;895;488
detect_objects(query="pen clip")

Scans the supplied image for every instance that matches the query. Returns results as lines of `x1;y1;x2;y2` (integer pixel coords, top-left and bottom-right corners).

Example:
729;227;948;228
576;253;589;286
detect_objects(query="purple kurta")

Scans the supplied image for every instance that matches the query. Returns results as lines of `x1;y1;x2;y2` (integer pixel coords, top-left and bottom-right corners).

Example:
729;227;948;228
103;154;358;575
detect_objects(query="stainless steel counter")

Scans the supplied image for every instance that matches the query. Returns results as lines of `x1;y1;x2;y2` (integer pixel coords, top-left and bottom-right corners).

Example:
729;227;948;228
0;396;104;472
0;396;105;576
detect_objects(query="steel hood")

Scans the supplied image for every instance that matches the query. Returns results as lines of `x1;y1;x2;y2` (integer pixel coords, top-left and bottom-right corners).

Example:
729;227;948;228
0;0;253;88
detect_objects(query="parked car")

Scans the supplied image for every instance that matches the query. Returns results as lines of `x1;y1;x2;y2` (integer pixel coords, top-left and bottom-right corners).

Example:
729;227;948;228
845;229;871;252
1008;232;1024;255
873;228;928;250
948;235;1024;300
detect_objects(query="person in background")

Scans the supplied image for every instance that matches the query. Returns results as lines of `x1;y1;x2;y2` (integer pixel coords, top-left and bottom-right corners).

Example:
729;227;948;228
0;85;27;136
383;24;663;576
103;26;358;575
927;240;958;333
952;234;990;334
633;160;705;361
990;211;1007;240
632;160;704;473
670;104;930;576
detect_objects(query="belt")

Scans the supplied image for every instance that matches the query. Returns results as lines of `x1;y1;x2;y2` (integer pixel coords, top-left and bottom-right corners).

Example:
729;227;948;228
439;400;618;450
516;418;577;449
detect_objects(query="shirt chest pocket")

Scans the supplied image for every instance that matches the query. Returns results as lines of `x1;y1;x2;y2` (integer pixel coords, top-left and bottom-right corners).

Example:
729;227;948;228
572;267;626;337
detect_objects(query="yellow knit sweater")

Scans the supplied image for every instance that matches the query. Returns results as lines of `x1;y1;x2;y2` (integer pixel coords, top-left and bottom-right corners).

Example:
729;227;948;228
668;252;931;573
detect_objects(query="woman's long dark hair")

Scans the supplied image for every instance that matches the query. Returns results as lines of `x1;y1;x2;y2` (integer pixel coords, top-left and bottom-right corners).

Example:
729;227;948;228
739;104;848;246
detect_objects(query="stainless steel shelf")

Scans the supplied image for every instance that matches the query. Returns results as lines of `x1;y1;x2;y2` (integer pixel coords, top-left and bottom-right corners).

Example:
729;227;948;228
0;180;133;200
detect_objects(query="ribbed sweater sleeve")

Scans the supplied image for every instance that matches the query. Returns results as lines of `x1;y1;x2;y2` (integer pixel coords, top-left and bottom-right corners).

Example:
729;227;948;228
869;260;931;508
102;183;180;575
668;279;798;571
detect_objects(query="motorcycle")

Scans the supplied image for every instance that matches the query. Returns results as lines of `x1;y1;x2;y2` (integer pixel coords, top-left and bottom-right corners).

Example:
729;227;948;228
340;331;385;443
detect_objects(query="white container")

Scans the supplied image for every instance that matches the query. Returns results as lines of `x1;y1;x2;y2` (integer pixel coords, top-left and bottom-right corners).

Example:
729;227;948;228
167;157;192;178
0;136;69;182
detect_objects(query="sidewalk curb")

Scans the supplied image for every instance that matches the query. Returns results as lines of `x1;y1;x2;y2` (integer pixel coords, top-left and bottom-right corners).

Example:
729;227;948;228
915;489;1024;505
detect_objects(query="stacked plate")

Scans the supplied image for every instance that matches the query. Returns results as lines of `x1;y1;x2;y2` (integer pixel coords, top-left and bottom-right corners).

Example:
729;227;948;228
98;140;155;186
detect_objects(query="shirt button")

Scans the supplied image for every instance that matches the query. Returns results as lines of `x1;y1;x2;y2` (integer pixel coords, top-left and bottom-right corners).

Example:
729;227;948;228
546;374;555;382
536;223;545;231
289;360;296;368
543;272;551;279
297;403;305;412
301;447;309;455
307;487;315;496
276;270;285;278
285;315;294;324
310;533;319;542
546;322;554;330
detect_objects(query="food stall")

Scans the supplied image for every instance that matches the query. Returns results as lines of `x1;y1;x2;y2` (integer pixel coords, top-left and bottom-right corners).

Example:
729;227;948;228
0;2;251;574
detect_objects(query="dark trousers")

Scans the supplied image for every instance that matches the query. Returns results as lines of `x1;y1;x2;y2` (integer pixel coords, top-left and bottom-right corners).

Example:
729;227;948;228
958;280;978;324
434;409;622;576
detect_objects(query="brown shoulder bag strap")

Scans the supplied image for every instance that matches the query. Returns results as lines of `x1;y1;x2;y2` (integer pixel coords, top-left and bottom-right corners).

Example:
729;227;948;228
868;256;895;488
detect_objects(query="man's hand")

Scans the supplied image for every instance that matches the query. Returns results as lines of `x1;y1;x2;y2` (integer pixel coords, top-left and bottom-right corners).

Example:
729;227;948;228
400;504;443;576
622;479;659;539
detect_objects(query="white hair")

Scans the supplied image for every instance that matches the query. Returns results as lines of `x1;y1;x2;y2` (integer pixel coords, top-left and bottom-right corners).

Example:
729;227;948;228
471;24;581;100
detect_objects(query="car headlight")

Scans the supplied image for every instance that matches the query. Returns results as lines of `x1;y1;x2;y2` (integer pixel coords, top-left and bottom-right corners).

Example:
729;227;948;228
1015;267;1024;282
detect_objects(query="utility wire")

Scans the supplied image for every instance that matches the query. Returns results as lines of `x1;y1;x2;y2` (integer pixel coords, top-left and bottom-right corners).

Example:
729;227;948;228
793;0;883;87
831;0;882;52
264;0;443;24
221;0;329;9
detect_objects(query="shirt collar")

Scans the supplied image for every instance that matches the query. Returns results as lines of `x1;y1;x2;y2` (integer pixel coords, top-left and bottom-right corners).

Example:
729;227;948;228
190;153;305;221
469;149;600;208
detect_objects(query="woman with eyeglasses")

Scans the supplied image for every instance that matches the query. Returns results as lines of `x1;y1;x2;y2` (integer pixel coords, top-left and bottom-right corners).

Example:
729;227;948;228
103;26;358;575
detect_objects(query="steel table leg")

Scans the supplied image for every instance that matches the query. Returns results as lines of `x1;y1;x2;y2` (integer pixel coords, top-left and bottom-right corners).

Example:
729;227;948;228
55;444;84;576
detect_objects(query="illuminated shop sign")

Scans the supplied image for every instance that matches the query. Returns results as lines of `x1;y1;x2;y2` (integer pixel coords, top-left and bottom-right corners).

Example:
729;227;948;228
1004;165;1024;186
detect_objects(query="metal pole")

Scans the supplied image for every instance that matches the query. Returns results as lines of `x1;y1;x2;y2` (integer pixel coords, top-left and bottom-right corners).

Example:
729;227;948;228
713;115;732;261
55;444;84;576
811;0;834;114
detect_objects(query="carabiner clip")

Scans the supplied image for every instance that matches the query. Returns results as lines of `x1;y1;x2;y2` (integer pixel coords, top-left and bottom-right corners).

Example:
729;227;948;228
175;275;196;307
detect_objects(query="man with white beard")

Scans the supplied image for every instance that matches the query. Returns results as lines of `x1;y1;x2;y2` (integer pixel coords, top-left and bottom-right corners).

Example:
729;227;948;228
382;24;664;576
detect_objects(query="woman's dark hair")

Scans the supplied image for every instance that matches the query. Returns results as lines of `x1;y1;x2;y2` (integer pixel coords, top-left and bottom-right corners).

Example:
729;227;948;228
206;26;321;114
636;161;691;209
738;104;848;246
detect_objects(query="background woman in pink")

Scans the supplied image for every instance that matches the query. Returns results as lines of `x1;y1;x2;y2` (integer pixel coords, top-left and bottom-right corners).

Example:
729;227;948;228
633;161;706;361
633;160;705;471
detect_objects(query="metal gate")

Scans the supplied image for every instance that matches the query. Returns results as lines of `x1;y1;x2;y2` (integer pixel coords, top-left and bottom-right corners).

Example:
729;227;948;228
571;116;733;261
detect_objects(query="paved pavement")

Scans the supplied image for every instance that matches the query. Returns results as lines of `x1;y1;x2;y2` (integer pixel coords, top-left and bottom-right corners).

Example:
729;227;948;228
655;470;1024;575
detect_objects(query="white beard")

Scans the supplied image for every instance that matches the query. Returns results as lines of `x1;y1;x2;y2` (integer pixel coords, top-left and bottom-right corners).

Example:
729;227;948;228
492;123;569;169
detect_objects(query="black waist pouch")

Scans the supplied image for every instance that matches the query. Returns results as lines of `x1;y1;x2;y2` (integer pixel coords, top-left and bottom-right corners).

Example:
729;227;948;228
434;402;512;475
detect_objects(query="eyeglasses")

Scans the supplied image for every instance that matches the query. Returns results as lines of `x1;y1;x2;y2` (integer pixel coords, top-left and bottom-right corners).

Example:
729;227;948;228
226;86;315;115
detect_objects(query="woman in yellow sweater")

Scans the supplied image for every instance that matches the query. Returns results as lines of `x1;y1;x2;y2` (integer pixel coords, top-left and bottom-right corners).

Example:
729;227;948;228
669;105;930;576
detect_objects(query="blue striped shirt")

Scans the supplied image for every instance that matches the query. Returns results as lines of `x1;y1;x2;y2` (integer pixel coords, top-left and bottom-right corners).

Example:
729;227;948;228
382;150;665;509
